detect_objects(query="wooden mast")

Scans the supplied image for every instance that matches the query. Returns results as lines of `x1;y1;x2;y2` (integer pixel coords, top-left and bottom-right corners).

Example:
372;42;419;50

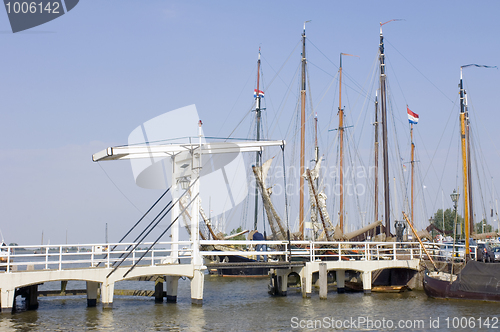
299;22;309;239
459;66;470;257
379;22;391;237
410;121;415;226
374;92;379;224
339;53;345;233
253;47;262;231
465;95;474;236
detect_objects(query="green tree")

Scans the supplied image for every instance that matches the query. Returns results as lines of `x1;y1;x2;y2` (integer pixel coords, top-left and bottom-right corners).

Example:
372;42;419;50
430;208;464;239
227;226;246;240
475;219;493;233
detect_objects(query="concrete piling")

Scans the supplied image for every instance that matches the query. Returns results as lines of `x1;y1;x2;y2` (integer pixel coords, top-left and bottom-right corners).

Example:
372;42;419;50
319;263;327;299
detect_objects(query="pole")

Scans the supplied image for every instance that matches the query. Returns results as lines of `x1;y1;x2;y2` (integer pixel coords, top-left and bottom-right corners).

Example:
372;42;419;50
459;67;470;259
410;122;414;226
339;53;345;233
380;24;391;237
253;48;262;231
299;22;308;239
374;92;379;224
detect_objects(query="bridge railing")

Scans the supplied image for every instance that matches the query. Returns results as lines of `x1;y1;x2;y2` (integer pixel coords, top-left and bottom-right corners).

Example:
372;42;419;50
199;240;477;263
0;240;478;273
0;241;194;273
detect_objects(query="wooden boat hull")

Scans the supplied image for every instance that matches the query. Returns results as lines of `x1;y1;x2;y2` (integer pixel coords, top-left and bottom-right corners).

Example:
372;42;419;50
423;268;500;302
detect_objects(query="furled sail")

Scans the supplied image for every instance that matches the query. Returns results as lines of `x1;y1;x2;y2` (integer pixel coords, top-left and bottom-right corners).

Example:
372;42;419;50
252;159;287;240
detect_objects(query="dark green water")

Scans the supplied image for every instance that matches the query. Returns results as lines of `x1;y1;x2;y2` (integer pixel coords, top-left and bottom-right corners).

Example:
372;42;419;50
1;275;499;331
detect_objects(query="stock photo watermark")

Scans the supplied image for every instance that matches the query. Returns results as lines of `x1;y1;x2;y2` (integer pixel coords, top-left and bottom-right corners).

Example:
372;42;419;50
3;0;79;33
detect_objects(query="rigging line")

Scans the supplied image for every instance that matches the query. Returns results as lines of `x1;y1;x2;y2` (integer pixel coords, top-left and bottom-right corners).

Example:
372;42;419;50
470;128;489;226
261;40;301;92
419;94;460;187
385;40;454;104
106;177;199;278
216;63;256;137
385;53;408;107
97;162;147;216
268;62;301;140
308;38;369;96
123;192;200;278
417;114;457;216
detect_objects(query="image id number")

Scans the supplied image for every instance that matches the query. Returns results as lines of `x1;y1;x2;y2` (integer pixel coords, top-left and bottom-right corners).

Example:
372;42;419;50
5;2;60;14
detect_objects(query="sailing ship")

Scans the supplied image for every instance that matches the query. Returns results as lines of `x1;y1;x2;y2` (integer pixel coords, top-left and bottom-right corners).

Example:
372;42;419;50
423;64;500;301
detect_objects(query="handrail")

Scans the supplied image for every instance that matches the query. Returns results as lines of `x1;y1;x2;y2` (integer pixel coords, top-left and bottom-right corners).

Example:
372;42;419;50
0;240;477;273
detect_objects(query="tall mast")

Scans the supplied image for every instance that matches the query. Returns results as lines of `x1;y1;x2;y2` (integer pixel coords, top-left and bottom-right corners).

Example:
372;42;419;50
379;23;390;237
314;113;319;188
253;47;262;231
410;121;414;226
459;66;470;256
299;21;309;239
465;93;474;235
374;92;379;224
339;53;345;233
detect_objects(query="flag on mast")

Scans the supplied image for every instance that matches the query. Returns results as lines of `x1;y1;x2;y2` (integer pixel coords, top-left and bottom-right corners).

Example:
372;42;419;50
407;107;419;124
254;89;264;98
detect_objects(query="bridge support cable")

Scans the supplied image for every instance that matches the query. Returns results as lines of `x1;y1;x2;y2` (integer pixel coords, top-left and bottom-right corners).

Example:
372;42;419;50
109;200;173;267
98;187;171;266
106;178;199;278
122;193;200;278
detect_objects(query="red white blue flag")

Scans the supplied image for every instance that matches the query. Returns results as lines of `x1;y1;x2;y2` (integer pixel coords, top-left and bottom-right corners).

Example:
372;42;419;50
254;89;264;98
407;107;419;124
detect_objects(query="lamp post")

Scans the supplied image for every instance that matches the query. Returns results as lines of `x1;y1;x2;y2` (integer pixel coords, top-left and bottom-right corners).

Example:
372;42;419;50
450;189;460;240
450;189;460;261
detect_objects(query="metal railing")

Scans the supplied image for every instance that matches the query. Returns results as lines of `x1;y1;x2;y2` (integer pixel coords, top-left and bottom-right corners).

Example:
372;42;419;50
0;240;478;273
199;240;477;263
0;241;194;273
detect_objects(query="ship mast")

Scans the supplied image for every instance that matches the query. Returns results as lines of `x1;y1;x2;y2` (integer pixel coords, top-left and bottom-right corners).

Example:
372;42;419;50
459;66;470;257
299;21;309;239
339;53;345;233
379;22;390;237
253;47;262;231
410;117;415;227
465;93;474;236
374;92;379;224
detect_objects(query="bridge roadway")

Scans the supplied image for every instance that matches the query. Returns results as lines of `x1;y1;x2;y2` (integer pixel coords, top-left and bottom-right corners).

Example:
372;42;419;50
0;240;454;313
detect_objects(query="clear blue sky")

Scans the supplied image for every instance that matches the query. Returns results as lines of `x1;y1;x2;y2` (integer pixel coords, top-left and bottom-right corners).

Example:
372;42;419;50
1;1;499;245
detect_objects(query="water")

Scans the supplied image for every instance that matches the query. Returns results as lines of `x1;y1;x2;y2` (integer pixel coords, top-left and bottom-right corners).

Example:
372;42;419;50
1;275;499;331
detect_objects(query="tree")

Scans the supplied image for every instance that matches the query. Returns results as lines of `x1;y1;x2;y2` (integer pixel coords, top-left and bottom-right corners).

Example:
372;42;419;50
475;219;493;234
227;226;246;240
430;208;464;238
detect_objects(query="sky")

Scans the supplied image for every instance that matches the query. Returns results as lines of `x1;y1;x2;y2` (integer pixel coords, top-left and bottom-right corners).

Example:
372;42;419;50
1;1;500;245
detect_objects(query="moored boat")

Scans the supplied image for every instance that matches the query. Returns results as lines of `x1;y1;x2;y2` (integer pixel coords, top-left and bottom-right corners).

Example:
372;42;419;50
423;261;500;301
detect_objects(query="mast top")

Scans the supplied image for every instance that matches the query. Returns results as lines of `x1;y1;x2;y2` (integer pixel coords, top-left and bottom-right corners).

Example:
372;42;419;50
303;20;311;34
258;46;261;60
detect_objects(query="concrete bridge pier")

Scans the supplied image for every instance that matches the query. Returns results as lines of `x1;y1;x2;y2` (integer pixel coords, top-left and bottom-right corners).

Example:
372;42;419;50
190;268;204;305
362;271;372;294
1;288;15;313
155;277;164;303
166;276;179;303
86;281;99;307
300;264;312;298
336;270;346;293
101;281;115;309
319;263;327;299
25;285;39;310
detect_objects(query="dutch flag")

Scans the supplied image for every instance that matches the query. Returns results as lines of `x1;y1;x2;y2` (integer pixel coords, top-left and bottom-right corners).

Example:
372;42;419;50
254;89;265;98
407;107;419;124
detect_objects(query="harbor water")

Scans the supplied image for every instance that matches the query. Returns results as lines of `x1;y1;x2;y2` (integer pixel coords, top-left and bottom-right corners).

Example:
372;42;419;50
1;274;499;331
